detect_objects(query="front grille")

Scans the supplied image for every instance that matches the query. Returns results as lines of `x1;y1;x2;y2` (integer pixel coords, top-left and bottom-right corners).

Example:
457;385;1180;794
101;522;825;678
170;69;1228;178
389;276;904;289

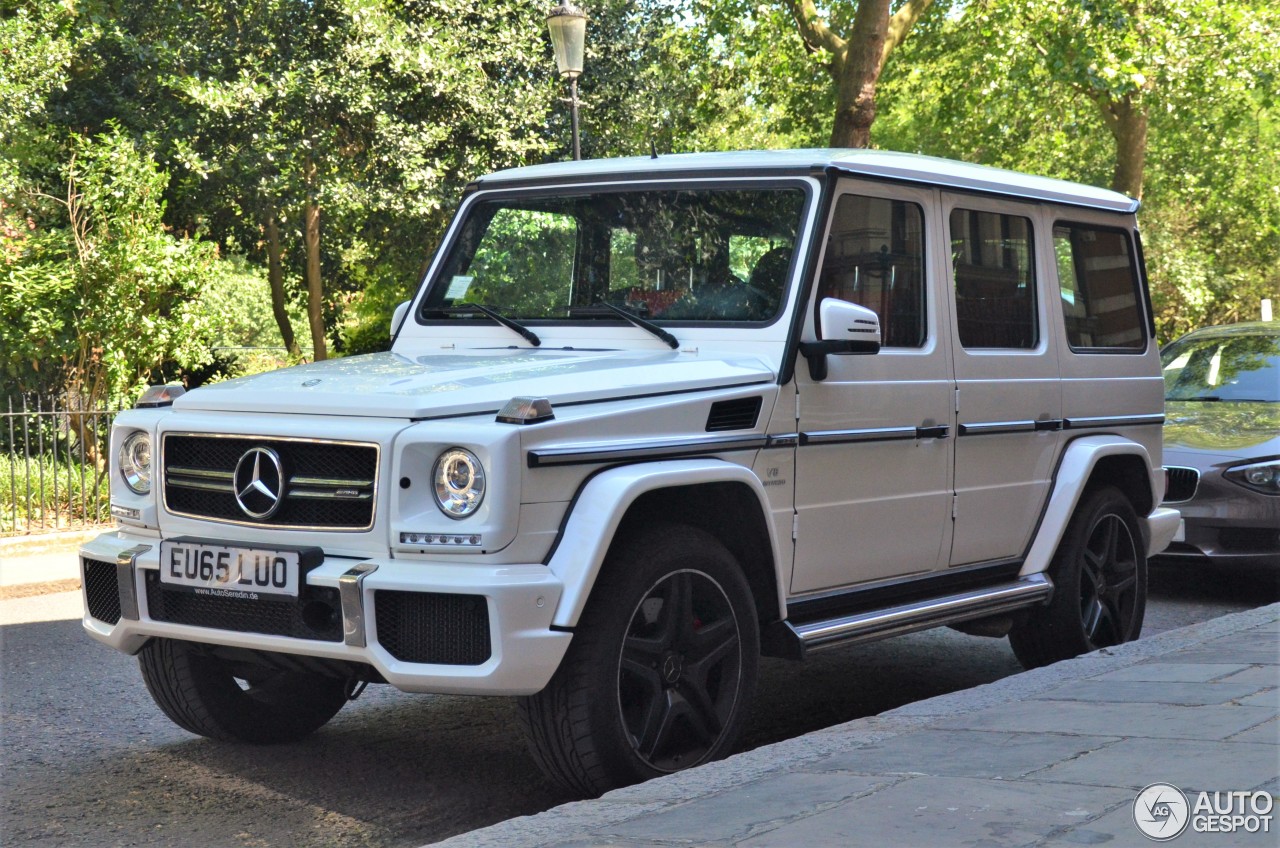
163;434;378;529
1164;466;1199;503
375;591;491;665
83;558;121;624
145;570;343;641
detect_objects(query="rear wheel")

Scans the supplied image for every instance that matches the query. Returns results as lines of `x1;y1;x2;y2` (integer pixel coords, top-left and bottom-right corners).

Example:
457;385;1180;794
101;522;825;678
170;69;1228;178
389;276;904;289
139;638;350;744
518;524;759;797
1010;486;1147;669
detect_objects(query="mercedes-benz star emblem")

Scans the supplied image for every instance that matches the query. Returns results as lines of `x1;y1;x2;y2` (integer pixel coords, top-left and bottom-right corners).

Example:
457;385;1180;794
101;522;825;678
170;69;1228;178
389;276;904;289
233;447;285;519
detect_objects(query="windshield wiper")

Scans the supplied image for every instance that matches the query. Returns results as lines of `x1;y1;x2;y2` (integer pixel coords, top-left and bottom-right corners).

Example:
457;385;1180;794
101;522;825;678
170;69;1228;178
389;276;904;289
423;303;541;347
570;302;679;350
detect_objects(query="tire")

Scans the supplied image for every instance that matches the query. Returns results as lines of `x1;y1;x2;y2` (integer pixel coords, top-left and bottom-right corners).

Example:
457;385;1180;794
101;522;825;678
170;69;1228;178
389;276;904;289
517;524;760;797
1009;486;1147;669
138;638;349;744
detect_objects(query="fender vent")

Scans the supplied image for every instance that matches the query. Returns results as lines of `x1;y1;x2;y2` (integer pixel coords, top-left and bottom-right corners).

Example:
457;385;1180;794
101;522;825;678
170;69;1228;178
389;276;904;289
706;397;763;432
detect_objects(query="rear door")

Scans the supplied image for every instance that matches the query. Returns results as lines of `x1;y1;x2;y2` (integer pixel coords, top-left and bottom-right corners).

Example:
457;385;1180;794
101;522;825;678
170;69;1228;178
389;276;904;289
943;195;1063;565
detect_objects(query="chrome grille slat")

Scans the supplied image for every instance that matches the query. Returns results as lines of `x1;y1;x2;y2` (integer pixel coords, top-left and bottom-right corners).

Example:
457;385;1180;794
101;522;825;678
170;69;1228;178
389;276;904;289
290;475;374;488
288;490;373;501
167;478;235;493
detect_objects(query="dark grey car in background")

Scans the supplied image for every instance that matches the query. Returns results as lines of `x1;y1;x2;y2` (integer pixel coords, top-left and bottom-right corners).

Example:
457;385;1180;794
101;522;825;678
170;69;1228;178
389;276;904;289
1157;321;1280;567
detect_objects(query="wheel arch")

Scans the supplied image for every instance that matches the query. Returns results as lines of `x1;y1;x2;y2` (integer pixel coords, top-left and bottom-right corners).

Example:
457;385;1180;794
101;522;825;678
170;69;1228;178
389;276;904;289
1021;435;1160;577
545;459;786;629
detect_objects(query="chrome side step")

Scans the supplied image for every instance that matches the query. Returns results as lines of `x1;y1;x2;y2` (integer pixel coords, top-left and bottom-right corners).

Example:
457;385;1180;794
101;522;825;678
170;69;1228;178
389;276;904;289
790;573;1053;653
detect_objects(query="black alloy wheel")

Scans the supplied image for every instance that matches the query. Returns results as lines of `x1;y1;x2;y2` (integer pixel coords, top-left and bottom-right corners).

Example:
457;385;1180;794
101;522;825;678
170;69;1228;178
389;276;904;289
1077;511;1142;647
1009;486;1148;669
617;568;744;772
517;523;759;797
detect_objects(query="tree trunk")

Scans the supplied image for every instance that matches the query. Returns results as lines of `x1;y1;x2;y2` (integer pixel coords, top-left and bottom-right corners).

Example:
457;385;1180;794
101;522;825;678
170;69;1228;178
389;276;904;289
303;155;327;362
1104;96;1148;200
829;0;892;148
264;210;301;358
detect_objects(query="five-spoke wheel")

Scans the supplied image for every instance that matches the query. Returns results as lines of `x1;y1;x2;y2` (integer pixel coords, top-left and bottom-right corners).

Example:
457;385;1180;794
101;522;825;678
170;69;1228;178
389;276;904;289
1010;486;1147;669
517;524;759;797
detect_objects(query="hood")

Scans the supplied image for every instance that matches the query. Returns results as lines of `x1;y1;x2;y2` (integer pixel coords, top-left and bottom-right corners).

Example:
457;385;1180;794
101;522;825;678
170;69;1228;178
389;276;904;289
173;349;775;419
1162;401;1280;460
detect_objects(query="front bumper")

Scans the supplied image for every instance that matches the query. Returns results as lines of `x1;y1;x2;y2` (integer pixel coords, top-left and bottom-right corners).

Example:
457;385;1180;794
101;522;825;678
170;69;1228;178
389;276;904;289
79;530;572;695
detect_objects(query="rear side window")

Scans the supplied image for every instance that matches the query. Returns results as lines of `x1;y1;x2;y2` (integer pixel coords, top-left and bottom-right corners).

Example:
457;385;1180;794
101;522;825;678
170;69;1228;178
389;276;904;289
818;194;926;347
1053;223;1145;350
950;209;1037;349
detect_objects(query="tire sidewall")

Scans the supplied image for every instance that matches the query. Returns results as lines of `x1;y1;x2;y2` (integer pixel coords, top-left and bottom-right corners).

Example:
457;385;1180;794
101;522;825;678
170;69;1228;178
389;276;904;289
1053;486;1148;652
575;525;760;788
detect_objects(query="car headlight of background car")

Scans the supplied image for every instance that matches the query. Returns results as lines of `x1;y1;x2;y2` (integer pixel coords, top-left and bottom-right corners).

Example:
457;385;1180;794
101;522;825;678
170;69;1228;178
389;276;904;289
1225;459;1280;495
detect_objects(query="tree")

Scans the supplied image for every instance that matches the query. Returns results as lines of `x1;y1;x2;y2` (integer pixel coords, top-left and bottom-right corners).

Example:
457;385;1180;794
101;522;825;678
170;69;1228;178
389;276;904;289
873;0;1280;341
1;126;224;454
782;0;936;147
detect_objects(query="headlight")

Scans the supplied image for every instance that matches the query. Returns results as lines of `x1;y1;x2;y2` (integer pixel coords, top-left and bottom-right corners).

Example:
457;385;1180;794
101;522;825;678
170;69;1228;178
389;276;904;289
433;448;486;518
1225;460;1280;495
119;430;153;495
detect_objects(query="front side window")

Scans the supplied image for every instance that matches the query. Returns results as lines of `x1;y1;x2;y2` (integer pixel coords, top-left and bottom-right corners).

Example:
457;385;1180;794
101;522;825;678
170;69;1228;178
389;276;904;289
1054;223;1145;350
817;194;926;347
421;186;808;324
950;209;1037;349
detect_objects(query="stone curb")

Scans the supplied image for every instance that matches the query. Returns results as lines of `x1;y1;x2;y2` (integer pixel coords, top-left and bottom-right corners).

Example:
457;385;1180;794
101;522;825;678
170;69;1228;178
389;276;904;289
430;603;1280;848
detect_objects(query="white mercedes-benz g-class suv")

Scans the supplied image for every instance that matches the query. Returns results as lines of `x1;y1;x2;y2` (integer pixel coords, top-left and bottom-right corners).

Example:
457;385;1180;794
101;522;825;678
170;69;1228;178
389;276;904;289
82;150;1180;796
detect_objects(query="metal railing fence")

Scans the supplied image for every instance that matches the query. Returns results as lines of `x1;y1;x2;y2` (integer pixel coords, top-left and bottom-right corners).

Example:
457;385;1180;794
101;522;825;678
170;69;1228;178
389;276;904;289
2;395;126;536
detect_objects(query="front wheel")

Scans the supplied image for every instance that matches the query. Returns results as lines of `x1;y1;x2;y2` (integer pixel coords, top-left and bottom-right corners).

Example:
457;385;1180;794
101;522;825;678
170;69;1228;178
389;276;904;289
518;524;759;797
139;638;350;744
1010;486;1147;669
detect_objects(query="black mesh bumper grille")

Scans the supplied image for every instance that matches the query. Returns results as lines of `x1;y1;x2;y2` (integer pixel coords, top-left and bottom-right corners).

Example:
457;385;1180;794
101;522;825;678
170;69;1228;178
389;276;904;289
83;558;121;625
163;434;377;529
374;591;491;665
144;570;343;642
1164;467;1199;503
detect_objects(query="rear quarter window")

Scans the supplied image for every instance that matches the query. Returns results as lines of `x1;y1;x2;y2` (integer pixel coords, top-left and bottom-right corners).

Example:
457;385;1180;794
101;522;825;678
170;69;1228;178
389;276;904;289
1053;223;1146;351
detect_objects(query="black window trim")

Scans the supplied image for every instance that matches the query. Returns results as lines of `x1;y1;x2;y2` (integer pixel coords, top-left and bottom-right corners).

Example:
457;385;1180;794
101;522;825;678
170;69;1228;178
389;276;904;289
411;176;818;333
949;206;1040;351
1053;219;1149;355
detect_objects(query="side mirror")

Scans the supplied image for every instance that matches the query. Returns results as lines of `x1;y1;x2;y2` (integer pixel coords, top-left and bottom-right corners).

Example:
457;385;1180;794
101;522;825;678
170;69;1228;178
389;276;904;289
798;299;881;381
391;300;411;340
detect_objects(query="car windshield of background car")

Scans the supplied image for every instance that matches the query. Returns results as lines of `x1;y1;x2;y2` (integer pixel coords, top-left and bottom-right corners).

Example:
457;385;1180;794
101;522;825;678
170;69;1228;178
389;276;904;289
1161;334;1280;402
419;186;807;325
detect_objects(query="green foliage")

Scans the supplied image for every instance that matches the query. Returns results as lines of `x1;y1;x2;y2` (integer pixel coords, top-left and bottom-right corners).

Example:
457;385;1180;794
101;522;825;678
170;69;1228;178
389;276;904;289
1;126;223;404
874;0;1280;343
0;451;112;534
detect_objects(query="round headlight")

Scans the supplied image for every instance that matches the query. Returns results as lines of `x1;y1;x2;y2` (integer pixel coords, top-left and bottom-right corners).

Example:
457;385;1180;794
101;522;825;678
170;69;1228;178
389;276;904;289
119;431;152;495
433;448;486;518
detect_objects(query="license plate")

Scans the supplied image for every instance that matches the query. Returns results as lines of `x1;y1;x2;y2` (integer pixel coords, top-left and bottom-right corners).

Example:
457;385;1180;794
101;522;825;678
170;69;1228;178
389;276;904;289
159;541;300;598
1173;519;1186;543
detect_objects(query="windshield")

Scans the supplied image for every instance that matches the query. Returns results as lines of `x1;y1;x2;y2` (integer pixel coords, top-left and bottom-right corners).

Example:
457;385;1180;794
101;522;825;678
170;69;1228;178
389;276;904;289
419;185;808;324
1161;332;1280;402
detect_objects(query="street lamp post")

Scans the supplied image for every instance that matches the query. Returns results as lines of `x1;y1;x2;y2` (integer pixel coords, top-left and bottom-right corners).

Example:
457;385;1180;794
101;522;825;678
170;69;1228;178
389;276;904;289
546;3;587;160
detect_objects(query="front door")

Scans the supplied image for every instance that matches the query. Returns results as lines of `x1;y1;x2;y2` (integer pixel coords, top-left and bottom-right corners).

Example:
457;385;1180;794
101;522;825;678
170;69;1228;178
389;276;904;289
791;182;953;594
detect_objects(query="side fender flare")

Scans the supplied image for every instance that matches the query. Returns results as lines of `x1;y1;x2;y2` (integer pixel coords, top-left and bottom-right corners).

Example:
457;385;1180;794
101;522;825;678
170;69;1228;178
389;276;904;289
546;459;786;628
1021;435;1158;576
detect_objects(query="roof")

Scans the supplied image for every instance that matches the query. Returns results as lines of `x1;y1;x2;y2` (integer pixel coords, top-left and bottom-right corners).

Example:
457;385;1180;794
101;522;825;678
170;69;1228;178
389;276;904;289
476;149;1140;214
